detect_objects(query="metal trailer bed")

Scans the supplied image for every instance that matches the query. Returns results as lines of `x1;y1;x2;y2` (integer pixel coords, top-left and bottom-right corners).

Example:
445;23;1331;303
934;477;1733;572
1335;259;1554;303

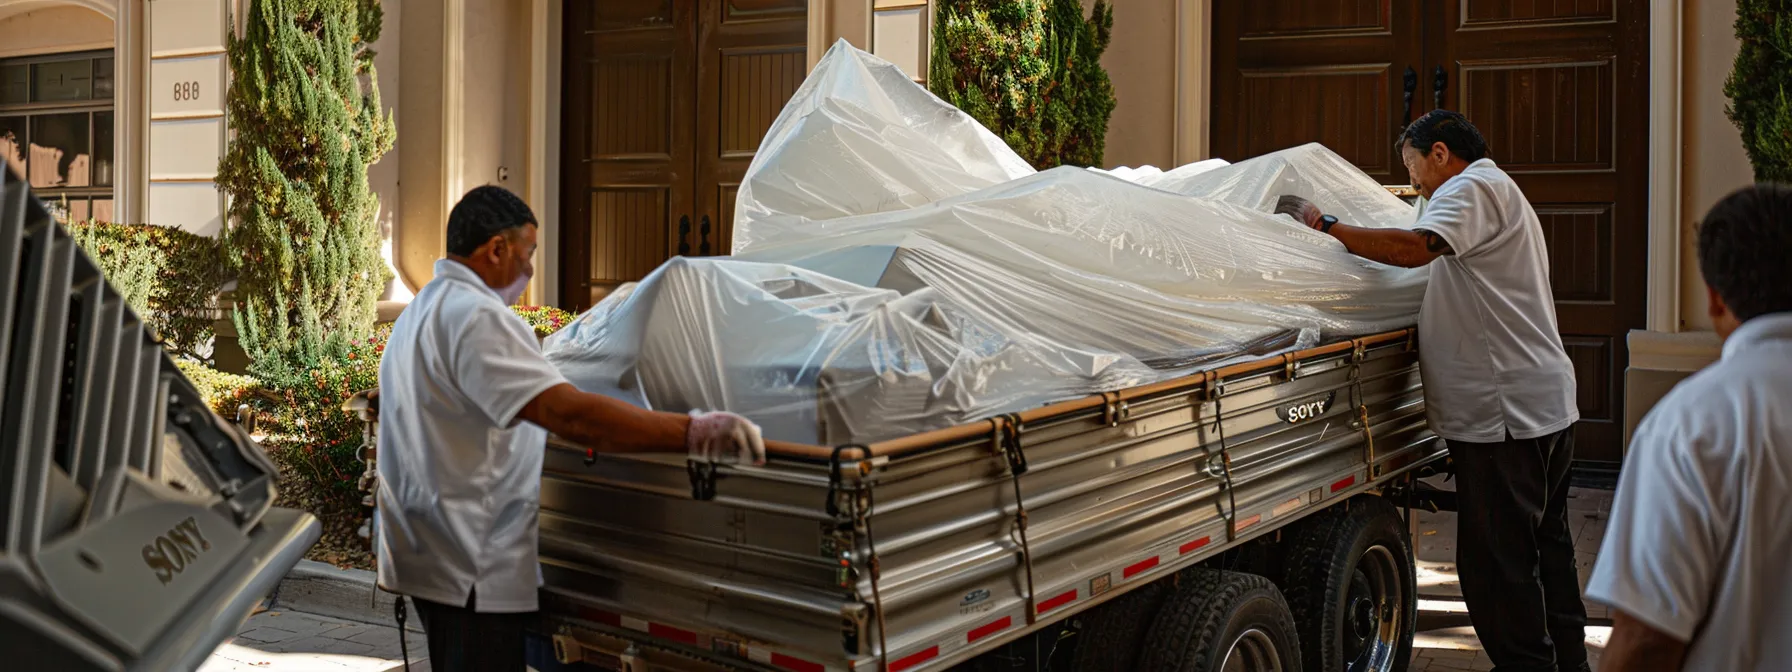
536;327;1444;672
0;168;321;670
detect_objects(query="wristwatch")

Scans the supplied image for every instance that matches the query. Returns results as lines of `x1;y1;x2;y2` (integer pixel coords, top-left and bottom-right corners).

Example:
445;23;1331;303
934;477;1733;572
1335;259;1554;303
1318;214;1338;233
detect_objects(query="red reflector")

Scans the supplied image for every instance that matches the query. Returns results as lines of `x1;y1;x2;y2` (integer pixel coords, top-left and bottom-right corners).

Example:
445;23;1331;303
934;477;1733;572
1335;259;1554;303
968;616;1012;643
577;606;622;627
1037;589;1078;614
1123;556;1159;579
771;652;825;672
1179;536;1211;555
648;622;699;646
1237;514;1262;531
890;646;940;672
1331;475;1357;492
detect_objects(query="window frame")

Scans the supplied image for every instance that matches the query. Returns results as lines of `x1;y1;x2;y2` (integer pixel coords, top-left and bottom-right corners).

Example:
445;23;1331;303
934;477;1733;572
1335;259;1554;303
0;49;116;223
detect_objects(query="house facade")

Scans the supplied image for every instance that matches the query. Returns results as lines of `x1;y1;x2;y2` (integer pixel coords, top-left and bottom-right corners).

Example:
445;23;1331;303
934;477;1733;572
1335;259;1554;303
0;0;1747;466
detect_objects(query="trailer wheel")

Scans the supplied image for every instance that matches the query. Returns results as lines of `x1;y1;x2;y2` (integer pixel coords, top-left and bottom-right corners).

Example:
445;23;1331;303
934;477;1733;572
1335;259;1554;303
1280;496;1416;672
1137;569;1302;672
1065;582;1169;672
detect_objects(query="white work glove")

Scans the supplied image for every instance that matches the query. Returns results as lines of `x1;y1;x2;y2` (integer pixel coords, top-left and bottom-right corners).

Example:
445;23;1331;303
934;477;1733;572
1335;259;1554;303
686;410;766;466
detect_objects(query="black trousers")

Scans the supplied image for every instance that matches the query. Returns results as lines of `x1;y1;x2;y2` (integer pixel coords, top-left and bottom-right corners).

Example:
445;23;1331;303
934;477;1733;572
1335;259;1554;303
409;589;532;672
1452;428;1589;672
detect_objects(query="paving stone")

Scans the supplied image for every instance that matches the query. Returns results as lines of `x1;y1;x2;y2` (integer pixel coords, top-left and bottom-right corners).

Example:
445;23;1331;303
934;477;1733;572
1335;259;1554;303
1424;648;1479;660
236;627;304;644
272;635;378;657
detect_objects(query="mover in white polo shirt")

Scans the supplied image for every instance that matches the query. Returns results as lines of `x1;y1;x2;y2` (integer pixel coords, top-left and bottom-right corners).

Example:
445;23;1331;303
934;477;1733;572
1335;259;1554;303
375;186;766;672
1281;110;1585;672
1589;184;1792;671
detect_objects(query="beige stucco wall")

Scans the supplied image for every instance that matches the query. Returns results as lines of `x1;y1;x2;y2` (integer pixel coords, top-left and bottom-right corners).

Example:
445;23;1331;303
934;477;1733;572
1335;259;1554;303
389;0;546;295
366;0;404;300
460;0;530;205
1084;0;1176;170
1677;0;1754;332
0;5;113;58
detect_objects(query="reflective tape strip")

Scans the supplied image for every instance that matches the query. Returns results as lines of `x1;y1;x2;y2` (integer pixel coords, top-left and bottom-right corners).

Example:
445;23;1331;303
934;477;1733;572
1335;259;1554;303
1123;556;1160;579
967;616;1012;643
1179;536;1212;555
1331;474;1357;492
768;651;826;672
1037;588;1078;614
1236;513;1263;531
889;646;939;672
1272;496;1304;518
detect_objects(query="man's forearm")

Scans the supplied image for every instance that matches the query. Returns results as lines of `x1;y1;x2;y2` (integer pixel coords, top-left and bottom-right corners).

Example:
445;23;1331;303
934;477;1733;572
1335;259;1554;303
1323;223;1439;268
523;383;690;454
1602;610;1689;672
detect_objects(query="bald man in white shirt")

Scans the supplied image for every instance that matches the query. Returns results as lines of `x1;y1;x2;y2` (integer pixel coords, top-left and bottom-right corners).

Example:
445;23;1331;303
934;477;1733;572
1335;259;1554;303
1587;184;1792;671
1282;110;1586;672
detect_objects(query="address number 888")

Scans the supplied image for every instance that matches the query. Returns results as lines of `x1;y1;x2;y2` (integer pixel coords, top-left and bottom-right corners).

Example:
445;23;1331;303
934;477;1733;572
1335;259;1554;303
173;81;201;102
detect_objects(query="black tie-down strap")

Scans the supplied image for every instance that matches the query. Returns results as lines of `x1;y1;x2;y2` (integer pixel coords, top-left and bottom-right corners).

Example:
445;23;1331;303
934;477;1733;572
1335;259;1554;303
687;460;717;501
823;444;887;670
991;415;1039;624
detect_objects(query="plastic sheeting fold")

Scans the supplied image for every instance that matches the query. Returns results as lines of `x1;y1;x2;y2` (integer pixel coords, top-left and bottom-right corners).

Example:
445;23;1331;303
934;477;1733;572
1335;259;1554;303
545;41;1426;445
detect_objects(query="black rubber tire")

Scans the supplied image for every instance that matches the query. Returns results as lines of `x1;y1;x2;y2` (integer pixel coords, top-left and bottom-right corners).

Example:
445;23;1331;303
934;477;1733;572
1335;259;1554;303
1137;569;1303;672
1066;582;1170;672
1279;496;1417;672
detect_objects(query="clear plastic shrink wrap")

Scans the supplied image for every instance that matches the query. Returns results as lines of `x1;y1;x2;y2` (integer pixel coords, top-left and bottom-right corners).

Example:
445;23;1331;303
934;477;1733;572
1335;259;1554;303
544;42;1427;445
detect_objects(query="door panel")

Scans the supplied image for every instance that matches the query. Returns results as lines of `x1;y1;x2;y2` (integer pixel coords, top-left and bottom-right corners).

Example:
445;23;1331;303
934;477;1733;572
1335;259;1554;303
1432;0;1647;463
1212;0;1422;182
560;1;696;310
695;0;807;256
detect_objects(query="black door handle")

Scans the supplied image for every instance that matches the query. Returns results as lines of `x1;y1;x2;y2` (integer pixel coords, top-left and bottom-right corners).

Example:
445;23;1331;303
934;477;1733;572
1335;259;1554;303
677;215;691;256
1402;66;1418;125
699;215;712;256
1433;65;1449;110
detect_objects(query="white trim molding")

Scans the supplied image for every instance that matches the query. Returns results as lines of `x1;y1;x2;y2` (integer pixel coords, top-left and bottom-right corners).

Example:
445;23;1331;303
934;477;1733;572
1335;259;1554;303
117;0;146;225
527;0;561;307
1173;0;1210;165
441;0;464;220
806;0;831;70
1646;0;1683;333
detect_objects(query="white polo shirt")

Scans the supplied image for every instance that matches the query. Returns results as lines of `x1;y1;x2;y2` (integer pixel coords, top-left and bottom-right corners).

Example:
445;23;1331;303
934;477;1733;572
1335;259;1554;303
1413;158;1579;442
1586;313;1792;671
375;259;568;612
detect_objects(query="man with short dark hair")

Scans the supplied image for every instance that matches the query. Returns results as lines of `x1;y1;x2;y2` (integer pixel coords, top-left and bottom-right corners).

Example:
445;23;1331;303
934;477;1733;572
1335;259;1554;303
376;185;766;671
1588;184;1792;671
1281;109;1586;672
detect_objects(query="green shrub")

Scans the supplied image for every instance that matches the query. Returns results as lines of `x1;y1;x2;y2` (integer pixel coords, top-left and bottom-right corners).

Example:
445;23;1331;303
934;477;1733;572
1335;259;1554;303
512;304;576;338
928;0;1116;169
69;221;228;362
174;358;262;415
1725;0;1792;182
221;0;395;380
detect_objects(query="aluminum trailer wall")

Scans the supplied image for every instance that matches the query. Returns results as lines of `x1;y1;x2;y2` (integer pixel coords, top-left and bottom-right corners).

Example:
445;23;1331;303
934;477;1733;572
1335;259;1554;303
537;329;1443;672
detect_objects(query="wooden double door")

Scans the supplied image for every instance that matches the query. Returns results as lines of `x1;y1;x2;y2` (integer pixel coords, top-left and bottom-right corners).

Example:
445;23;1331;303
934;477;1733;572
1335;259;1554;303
1211;1;1648;465
559;0;807;310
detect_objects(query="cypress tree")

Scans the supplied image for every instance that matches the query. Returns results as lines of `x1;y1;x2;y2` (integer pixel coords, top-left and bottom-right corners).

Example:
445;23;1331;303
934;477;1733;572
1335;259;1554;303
1724;0;1792;182
928;0;1116;169
218;0;394;382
